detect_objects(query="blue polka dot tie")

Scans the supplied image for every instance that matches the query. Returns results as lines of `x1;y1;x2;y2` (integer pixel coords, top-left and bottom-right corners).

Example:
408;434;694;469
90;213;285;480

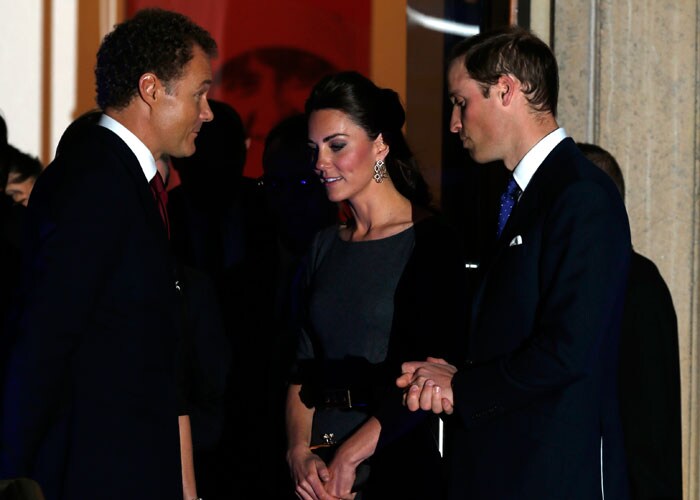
497;175;521;238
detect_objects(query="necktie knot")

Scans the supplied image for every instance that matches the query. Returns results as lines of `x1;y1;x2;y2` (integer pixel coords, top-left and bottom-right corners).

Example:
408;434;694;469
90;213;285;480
497;175;521;238
504;176;519;198
150;171;166;195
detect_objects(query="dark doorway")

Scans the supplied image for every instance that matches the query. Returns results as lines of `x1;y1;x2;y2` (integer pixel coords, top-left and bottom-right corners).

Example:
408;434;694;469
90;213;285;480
440;0;515;267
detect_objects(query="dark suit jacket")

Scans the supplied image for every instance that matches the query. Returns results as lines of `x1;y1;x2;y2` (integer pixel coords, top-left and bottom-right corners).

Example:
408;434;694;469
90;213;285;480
0;125;184;500
619;252;682;500
447;138;632;499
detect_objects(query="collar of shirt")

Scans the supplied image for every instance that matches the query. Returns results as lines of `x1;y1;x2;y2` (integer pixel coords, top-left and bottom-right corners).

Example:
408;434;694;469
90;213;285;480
98;114;158;182
512;127;567;193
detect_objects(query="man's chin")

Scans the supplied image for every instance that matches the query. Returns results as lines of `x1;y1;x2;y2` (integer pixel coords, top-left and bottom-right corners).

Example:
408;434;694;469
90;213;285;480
467;149;490;165
173;144;197;158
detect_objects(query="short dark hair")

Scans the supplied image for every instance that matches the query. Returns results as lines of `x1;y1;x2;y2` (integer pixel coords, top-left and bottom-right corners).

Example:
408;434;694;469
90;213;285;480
0;113;7;185
263;113;311;174
577;142;625;201
449;26;559;117
95;8;217;110
1;144;42;186
305;71;431;207
170;99;247;202
0;113;7;147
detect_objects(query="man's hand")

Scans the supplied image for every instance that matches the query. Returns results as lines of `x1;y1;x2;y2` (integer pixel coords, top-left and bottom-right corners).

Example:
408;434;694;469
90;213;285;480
396;357;458;414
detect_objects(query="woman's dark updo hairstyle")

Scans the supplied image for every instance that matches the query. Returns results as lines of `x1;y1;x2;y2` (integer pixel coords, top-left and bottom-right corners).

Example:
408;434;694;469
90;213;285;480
305;71;431;207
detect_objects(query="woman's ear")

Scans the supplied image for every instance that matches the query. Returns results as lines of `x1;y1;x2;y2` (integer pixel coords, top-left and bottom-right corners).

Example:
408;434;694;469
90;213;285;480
375;133;389;160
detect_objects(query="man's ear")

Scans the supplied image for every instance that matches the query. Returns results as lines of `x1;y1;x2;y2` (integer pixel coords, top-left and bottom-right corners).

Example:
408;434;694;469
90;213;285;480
138;73;158;105
497;74;518;106
375;133;389;160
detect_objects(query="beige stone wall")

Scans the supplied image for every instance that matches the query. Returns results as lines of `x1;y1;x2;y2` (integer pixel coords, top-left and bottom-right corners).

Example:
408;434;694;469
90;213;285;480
554;1;700;498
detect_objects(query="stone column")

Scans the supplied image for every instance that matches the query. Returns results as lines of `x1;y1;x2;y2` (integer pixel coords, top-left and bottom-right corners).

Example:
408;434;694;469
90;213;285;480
554;1;700;498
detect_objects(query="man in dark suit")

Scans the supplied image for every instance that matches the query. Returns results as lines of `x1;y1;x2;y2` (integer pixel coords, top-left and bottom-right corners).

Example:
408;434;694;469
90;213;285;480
397;27;632;499
578;142;682;500
0;9;216;500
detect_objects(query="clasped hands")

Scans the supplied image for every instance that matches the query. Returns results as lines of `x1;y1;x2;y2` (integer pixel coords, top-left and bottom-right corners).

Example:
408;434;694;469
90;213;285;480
396;357;458;414
288;445;358;500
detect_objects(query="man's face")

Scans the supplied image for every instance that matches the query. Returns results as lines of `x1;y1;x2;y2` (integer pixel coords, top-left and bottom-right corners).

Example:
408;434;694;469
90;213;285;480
447;58;503;164
152;45;214;159
5;172;35;206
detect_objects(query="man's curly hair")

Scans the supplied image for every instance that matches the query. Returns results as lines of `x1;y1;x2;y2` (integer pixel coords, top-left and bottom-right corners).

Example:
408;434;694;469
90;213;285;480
95;8;217;110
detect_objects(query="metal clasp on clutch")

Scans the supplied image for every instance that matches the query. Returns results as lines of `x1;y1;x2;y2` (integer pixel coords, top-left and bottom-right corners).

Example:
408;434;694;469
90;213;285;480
309;432;336;452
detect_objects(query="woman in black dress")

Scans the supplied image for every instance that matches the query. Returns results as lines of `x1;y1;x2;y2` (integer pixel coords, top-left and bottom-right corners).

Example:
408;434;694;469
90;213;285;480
286;71;467;500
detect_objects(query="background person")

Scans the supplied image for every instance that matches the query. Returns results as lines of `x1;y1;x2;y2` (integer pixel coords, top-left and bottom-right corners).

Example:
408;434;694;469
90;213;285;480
577;142;682;500
258;113;340;499
2;145;43;207
169;98;273;499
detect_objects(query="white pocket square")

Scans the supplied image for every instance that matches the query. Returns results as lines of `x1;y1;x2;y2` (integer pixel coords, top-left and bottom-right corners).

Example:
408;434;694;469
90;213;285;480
509;235;523;247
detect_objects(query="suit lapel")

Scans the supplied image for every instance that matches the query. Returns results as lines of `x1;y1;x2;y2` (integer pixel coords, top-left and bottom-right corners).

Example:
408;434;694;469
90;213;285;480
99;127;170;250
493;138;573;251
468;140;570;345
498;180;537;249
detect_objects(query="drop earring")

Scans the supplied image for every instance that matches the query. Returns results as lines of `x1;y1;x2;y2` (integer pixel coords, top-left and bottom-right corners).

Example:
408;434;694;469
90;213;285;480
373;159;388;183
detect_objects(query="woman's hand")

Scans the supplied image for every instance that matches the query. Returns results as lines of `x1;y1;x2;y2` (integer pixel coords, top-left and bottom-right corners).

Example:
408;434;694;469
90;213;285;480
324;449;358;500
322;416;381;499
287;445;337;500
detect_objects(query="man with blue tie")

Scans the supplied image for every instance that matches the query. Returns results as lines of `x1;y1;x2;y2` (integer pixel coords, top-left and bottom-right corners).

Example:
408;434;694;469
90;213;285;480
0;9;216;500
397;26;631;499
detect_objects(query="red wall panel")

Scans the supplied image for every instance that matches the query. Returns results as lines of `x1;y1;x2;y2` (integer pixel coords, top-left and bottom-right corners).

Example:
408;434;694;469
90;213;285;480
126;0;371;177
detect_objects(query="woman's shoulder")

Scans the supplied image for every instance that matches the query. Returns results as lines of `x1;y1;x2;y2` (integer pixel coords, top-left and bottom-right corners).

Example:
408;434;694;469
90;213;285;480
316;224;340;240
306;224;341;269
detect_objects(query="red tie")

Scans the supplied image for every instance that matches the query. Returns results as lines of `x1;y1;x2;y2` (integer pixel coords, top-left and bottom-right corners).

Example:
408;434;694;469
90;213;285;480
149;171;170;239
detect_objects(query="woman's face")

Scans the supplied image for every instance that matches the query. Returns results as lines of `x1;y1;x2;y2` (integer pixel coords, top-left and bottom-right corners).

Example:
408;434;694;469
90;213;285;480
308;108;385;203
